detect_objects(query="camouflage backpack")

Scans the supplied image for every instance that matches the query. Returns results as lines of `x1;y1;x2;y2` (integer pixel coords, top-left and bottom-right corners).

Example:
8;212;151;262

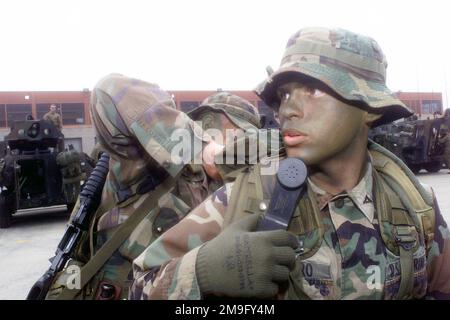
57;149;83;183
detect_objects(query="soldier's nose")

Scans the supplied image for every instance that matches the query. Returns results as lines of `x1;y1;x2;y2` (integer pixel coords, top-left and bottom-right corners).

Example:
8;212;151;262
279;100;304;121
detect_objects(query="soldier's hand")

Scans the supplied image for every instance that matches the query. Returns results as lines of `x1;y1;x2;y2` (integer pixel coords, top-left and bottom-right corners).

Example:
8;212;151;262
195;214;298;298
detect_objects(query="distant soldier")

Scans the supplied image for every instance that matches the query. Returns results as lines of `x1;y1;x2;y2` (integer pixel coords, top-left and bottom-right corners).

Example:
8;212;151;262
176;92;261;208
56;145;84;210
43;104;63;130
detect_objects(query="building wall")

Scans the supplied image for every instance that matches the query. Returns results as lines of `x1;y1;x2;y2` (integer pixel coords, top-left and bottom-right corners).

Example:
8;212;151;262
0;91;94;153
2;89;443;155
395;91;443;119
61;126;96;154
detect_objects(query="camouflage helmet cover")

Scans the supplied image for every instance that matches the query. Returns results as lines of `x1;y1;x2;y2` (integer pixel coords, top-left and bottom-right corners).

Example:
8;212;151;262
188;92;261;131
91;74;176;160
255;27;413;127
91;73;208;177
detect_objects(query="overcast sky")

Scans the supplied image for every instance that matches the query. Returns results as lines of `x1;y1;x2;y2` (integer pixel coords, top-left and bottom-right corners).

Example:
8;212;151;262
1;0;449;107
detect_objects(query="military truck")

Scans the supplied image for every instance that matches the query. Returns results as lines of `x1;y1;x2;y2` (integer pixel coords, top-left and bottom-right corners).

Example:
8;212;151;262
370;116;449;174
0;119;82;228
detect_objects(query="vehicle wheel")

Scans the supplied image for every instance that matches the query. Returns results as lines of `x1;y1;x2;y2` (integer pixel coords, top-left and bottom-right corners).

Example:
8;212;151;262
0;195;11;228
67;202;76;215
408;164;421;174
424;161;442;173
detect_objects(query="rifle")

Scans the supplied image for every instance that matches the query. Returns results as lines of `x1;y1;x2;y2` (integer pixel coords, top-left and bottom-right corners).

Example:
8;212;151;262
26;152;110;300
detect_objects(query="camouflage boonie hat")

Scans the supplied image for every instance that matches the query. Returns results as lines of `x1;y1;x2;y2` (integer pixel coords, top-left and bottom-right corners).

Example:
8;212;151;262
188;92;261;131
256;27;413;126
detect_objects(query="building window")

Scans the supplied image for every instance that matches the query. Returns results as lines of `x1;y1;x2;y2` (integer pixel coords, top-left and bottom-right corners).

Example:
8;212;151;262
6;104;32;125
0;104;6;127
422;100;441;114
180;101;200;113
61;103;85;125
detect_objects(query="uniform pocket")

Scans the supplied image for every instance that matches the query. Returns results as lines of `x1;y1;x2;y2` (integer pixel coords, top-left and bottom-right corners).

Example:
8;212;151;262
289;244;338;300
384;245;427;299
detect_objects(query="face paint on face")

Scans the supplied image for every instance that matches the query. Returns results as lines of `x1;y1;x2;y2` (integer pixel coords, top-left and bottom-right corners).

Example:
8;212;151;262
278;81;366;165
197;112;240;145
220;114;242;145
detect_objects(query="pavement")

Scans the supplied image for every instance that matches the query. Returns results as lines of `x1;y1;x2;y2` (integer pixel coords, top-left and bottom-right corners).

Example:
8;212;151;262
416;170;450;222
0;170;449;300
0;206;68;300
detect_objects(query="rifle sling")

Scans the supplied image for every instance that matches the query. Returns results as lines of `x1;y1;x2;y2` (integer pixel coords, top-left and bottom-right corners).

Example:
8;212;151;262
57;176;176;300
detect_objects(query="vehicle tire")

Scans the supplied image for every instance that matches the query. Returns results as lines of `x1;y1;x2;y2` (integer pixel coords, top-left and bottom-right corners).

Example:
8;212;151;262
0;195;11;228
67;202;76;215
408;164;421;174
424;161;442;173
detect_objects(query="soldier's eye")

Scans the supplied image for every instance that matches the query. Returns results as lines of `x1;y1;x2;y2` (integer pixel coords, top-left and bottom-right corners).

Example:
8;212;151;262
307;88;325;98
282;92;290;101
277;89;290;102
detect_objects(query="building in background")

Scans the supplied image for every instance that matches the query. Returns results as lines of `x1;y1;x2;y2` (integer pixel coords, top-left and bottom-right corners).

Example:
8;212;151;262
2;89;442;154
0;90;95;154
395;91;443;119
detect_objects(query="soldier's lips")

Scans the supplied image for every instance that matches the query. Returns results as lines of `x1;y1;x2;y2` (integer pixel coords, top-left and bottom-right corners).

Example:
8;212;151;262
282;129;309;147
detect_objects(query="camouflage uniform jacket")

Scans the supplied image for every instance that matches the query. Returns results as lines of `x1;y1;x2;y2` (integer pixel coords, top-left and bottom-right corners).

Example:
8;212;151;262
174;164;223;209
130;157;450;300
73;163;220;300
49;73;215;299
43;111;63;130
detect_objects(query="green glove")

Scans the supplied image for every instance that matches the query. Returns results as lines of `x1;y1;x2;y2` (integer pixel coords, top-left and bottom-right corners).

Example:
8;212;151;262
195;214;298;298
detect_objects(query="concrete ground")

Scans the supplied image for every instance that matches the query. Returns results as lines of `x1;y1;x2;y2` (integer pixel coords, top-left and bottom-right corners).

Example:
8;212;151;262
416;170;450;222
0;206;69;300
0;170;449;300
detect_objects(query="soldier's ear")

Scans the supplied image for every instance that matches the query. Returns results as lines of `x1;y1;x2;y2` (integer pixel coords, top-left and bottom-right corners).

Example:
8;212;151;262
364;112;382;127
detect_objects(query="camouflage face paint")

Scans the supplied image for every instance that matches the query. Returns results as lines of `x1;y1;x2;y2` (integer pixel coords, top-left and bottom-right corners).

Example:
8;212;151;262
197;111;240;145
279;82;366;165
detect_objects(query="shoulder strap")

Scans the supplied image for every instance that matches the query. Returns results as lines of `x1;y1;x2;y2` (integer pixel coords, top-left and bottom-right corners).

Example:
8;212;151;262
373;169;416;300
56;176;176;300
369;141;435;252
369;141;436;300
369;140;434;206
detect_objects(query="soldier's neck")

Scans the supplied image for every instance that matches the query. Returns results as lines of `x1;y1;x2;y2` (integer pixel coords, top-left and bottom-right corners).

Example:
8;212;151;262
309;134;369;196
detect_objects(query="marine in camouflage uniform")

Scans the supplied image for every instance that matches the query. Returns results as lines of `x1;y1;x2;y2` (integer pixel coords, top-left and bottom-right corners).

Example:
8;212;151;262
43;104;63;130
56;145;84;210
175;92;261;208
47;76;260;300
130;28;450;300
46;73;212;300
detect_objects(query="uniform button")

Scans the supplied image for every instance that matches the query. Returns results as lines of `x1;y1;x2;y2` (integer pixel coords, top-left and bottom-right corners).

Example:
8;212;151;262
162;160;171;169
335;198;345;209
